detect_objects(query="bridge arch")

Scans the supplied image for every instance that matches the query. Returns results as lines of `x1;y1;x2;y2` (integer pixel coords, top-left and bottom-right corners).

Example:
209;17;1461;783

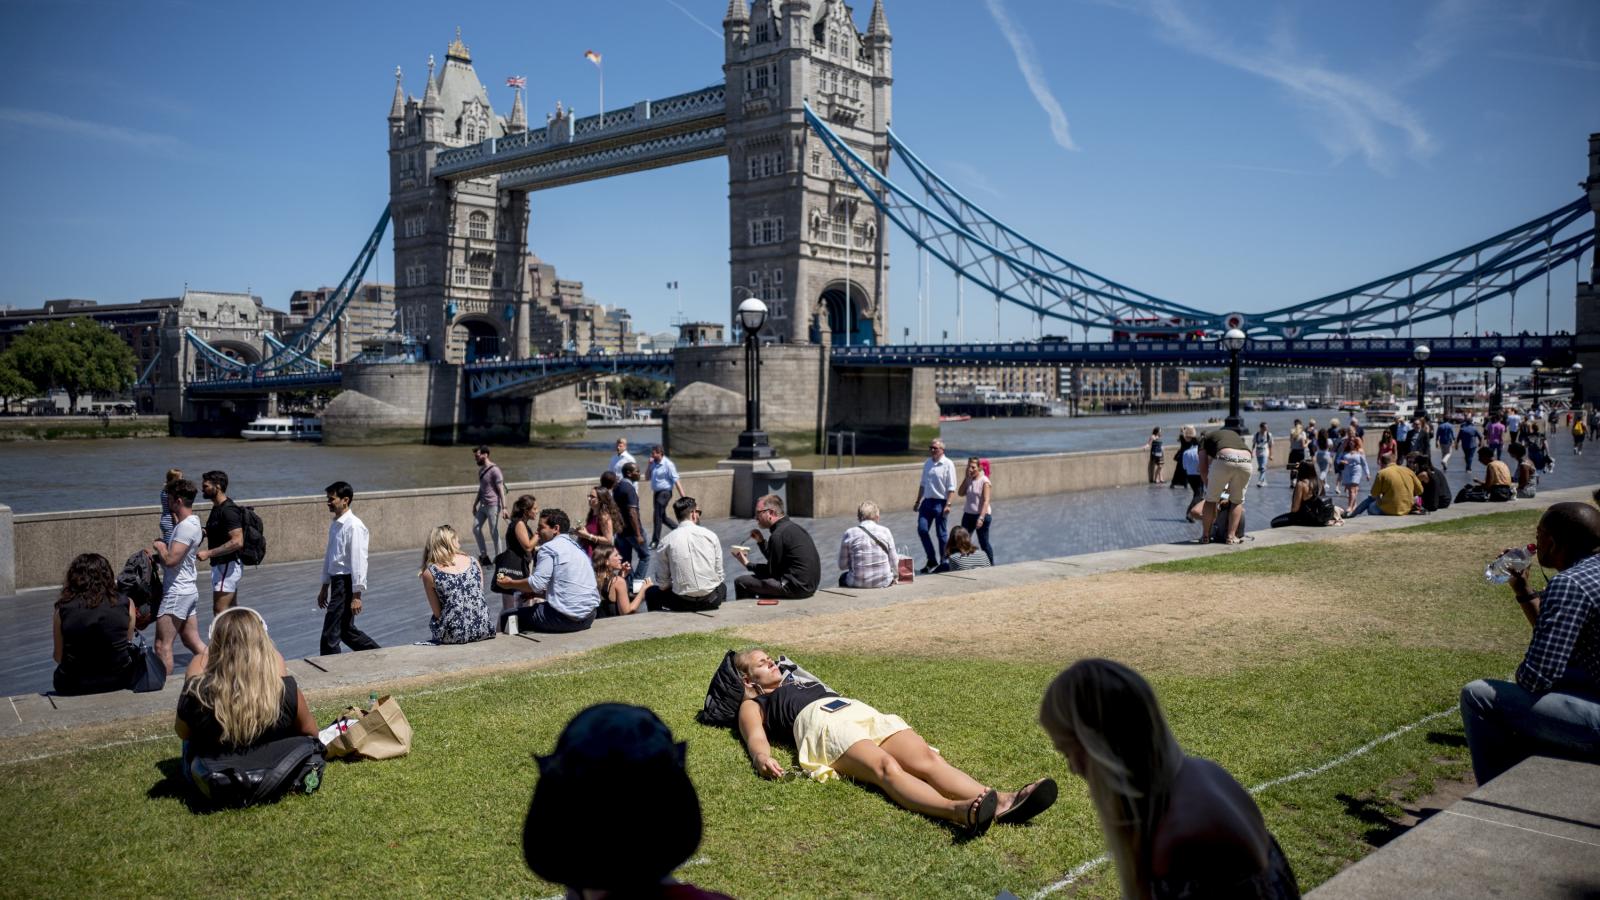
452;315;504;363
814;279;875;346
193;340;261;381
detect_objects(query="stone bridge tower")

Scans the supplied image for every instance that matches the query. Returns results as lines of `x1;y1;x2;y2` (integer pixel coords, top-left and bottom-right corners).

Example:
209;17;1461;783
724;0;893;345
388;29;531;364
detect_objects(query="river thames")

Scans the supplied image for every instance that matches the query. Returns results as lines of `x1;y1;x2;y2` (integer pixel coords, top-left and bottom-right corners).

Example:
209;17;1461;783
0;407;1494;514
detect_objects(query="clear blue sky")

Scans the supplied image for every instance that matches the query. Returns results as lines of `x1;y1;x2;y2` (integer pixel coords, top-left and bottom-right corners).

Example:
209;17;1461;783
1;0;1595;341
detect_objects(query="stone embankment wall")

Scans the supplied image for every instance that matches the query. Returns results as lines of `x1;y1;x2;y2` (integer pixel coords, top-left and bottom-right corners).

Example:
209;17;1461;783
0;415;169;441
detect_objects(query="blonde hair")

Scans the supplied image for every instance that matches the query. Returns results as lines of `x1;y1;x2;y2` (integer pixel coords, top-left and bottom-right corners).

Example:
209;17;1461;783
420;524;461;574
165;467;183;483
1040;659;1183;900
184;607;285;748
732;647;766;679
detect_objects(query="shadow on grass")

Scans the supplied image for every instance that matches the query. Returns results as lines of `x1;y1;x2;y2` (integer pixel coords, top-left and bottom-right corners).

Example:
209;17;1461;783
146;756;216;815
1335;793;1409;847
1425;731;1467;749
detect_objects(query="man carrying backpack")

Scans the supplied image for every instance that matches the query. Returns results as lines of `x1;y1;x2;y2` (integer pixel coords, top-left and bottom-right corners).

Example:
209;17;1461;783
198;470;245;615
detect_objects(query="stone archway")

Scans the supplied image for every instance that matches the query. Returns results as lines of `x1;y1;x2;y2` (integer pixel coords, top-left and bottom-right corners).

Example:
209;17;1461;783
453;316;503;363
815;281;875;346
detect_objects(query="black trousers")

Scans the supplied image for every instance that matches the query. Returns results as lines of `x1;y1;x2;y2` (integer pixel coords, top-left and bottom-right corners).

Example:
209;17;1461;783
651;489;677;543
734;574;812;600
321;574;380;656
645;581;725;612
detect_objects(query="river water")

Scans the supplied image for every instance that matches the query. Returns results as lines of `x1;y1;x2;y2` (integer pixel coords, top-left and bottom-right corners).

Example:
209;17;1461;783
3;407;1371;514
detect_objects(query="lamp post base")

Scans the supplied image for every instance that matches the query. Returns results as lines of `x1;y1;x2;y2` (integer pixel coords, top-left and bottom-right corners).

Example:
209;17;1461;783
1223;414;1246;435
728;430;777;461
718;455;791;518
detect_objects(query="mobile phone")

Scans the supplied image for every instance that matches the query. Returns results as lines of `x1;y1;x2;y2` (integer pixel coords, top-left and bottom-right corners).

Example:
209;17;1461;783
820;699;851;713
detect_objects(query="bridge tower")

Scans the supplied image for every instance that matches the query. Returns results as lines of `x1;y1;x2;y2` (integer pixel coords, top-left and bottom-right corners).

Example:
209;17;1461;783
1577;132;1600;403
388;30;531;364
724;0;893;345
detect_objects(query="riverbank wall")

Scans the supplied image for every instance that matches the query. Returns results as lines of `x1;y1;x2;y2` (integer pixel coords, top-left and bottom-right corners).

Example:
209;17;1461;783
0;415;169;441
6;445;1167;592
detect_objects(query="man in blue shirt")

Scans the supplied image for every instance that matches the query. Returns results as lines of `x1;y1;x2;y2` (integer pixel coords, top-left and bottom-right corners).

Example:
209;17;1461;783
1435;417;1456;467
1460;502;1600;783
646;444;682;548
1456;418;1481;472
497;508;600;633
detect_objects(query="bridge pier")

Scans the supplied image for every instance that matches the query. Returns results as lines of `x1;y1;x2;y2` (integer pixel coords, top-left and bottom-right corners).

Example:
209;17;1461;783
321;362;585;445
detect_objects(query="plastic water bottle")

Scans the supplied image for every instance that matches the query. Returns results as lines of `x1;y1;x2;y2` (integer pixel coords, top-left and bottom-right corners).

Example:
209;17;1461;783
1485;544;1536;584
368;690;378;708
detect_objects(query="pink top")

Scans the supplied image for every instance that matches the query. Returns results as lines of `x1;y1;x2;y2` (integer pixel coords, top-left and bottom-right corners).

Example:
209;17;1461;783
963;473;991;516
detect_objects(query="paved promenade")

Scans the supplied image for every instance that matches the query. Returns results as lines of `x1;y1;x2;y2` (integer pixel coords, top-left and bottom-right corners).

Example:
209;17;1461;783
4;444;1596;698
4;475;1596;742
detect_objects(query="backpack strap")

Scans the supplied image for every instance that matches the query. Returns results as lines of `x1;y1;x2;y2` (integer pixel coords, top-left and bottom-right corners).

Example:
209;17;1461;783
249;737;320;804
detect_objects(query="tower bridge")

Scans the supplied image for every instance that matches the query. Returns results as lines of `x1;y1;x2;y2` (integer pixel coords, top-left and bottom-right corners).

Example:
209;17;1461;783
179;1;1600;451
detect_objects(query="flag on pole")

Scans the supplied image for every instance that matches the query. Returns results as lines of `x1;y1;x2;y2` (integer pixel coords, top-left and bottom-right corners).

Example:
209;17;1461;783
584;49;602;65
506;76;526;89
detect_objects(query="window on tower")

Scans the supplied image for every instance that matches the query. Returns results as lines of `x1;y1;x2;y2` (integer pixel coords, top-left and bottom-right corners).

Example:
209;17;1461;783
469;212;489;240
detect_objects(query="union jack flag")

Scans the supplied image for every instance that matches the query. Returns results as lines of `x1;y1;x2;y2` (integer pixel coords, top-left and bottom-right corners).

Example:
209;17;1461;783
506;76;526;89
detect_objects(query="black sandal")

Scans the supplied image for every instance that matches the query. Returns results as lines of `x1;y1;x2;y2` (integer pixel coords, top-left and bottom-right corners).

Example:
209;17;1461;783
964;788;999;837
996;778;1058;825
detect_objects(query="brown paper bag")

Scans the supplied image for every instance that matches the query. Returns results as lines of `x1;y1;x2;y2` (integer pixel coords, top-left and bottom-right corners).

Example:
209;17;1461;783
325;694;413;760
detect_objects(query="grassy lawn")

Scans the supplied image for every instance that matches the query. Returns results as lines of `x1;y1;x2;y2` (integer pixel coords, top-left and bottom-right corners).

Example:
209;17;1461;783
0;510;1545;898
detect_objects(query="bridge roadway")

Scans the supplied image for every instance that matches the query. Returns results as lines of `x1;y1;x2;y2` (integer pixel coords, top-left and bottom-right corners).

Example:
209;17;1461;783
185;334;1575;397
4;430;1596;697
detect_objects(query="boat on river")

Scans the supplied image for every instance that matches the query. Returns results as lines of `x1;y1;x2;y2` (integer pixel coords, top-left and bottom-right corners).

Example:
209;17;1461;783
240;416;322;441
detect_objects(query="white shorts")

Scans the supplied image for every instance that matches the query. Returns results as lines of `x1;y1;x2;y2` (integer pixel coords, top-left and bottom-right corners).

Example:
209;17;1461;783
1206;457;1254;504
211;560;243;593
793;698;912;783
159;589;198;621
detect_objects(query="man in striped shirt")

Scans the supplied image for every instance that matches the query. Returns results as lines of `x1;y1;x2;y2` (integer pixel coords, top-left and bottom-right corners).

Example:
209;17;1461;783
1460;502;1600;783
838;501;898;589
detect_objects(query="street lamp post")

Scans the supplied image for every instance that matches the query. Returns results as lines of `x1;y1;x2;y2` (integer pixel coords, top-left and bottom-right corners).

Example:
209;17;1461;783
1413;344;1431;420
1222;328;1247;434
1490;353;1506;416
1529;358;1543;416
1573;362;1585;407
730;296;774;460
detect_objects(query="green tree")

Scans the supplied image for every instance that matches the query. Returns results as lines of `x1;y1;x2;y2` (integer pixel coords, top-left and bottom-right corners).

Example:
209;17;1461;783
606;375;669;403
0;349;36;413
1367;371;1391;397
8;318;137;411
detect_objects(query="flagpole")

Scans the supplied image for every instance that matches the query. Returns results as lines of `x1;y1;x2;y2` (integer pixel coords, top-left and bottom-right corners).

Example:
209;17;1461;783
598;59;604;118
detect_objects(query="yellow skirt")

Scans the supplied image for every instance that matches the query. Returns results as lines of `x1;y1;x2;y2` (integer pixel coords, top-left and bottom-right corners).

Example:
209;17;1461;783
793;698;912;783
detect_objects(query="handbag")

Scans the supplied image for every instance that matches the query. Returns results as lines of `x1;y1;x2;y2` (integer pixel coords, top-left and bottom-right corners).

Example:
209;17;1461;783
324;695;413;760
490;546;528;595
187;735;325;808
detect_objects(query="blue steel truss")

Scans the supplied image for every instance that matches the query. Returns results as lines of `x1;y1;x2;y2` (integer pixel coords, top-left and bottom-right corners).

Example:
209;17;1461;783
186;206;391;386
465;352;675;400
186;369;342;395
807;106;1595;339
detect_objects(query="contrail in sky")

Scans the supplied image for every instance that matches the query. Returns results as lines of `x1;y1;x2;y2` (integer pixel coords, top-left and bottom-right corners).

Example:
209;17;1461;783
983;0;1079;152
661;0;723;39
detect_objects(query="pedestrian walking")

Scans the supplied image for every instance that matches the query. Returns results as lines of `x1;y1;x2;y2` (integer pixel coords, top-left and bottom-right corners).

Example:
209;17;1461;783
317;481;380;655
1574;416;1587;455
158;467;182;543
149;478;207;674
197;470;245;615
1436;416;1457;468
612;462;649;576
1286;420;1306;483
1181;433;1205;521
472;446;508;566
911;438;958;574
1143;427;1165;484
1169;425;1192;490
608;438;636;478
1314;428;1334;488
1252;422;1274;487
645;444;682;547
1339;437;1373;517
958;456;994;565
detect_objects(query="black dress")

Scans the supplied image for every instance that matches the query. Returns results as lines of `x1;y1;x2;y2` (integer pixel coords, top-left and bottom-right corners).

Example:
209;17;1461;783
54;598;137;696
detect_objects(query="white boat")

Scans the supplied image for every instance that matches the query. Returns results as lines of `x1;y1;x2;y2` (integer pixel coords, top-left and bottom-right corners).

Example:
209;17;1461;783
241;416;322;441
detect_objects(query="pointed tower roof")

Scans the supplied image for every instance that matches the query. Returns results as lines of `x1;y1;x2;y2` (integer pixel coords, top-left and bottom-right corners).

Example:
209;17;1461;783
725;0;750;23
389;66;406;120
868;0;890;38
508;88;527;133
422;55;441;109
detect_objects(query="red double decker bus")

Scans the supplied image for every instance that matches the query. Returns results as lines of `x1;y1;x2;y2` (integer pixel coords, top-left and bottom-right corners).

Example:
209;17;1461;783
1111;316;1207;342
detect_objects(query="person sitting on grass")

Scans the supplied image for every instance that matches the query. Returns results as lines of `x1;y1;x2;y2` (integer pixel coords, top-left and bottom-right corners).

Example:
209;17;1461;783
175;607;317;785
524;704;733;900
1040;658;1301;899
593;547;648;617
1460;502;1600;785
1269;461;1341;528
732;647;1057;836
1350;453;1424;517
1508;442;1538;499
936;527;992;572
52;553;167;695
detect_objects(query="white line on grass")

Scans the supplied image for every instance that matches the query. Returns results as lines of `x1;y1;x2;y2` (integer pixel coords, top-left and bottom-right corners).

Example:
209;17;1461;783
1;732;170;767
1029;706;1461;898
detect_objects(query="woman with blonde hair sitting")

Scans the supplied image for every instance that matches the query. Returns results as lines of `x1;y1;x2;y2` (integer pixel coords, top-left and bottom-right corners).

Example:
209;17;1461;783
1039;659;1299;899
419;524;496;645
176;608;318;785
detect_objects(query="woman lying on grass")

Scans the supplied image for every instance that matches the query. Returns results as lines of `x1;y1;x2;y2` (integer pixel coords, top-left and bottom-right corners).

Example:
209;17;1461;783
733;648;1057;836
1040;659;1300;899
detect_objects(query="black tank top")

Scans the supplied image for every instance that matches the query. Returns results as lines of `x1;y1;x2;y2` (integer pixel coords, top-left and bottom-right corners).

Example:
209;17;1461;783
755;681;839;744
54;597;135;695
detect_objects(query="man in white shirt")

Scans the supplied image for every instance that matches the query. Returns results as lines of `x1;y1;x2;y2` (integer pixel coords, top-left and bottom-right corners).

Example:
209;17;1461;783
608;438;636;479
911;438;958;574
149;478;208;673
318;481;380;655
645;496;727;611
839;501;899;588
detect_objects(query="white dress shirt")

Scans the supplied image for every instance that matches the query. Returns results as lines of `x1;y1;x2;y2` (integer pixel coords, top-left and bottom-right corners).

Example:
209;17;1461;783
919;456;958;502
323;509;370;593
654;520;726;597
609;451;636;477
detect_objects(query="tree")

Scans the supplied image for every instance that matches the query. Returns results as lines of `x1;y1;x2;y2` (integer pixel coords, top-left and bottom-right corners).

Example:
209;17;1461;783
0;350;35;413
8;318;137;411
606;375;670;403
1367;371;1391;398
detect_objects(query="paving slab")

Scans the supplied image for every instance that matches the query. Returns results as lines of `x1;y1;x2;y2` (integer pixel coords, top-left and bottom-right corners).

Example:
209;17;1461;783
1309;756;1600;899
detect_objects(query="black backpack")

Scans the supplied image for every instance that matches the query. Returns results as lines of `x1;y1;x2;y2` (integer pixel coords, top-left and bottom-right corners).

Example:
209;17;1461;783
238;506;267;565
186;735;325;809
